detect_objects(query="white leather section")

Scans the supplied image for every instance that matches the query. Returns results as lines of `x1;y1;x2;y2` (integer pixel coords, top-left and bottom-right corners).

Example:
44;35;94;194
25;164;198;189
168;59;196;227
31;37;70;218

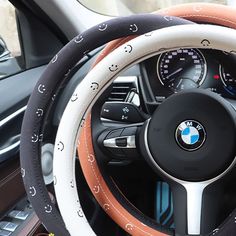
53;24;236;236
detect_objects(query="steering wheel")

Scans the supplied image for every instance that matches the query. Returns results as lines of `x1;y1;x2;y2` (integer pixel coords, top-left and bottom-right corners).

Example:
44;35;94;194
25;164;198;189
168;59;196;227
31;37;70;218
77;3;236;235
77;3;236;236
54;24;236;236
20;4;236;236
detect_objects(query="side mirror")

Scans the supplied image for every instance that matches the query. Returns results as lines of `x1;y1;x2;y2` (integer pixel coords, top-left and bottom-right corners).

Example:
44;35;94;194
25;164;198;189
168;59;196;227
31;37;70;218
0;37;11;62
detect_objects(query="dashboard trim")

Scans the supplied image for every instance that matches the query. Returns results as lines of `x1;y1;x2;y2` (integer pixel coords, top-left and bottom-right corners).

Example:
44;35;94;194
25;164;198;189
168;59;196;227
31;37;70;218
0;106;27;128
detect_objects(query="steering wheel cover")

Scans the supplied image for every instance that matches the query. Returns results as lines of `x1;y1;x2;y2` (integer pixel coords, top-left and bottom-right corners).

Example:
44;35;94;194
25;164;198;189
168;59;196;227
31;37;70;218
159;3;236;28
55;24;236;236
96;3;236;65
20;14;192;235
78;3;236;235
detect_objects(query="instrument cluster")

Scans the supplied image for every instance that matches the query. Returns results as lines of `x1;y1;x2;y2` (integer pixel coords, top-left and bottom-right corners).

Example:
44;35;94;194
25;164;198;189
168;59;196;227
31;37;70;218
142;49;236;101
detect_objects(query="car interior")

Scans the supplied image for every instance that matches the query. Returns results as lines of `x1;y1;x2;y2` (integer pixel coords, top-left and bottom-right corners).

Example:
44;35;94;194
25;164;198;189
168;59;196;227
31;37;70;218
1;1;236;236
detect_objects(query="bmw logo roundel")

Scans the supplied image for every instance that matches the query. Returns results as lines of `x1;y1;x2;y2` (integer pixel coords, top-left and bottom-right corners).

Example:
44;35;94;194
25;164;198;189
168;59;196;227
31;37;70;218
175;120;206;151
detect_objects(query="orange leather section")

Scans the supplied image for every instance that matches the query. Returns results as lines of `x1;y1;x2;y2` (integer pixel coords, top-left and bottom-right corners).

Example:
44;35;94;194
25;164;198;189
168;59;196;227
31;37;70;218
78;3;236;235
158;3;236;28
79;116;166;236
96;3;236;65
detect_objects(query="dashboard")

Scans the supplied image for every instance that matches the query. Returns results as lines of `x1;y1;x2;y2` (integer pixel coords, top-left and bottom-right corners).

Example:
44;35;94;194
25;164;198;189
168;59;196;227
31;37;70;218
142;48;236;102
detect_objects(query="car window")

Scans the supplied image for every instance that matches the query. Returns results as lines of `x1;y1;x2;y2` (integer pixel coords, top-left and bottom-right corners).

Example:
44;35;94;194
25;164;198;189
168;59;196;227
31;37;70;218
0;0;23;79
78;0;228;16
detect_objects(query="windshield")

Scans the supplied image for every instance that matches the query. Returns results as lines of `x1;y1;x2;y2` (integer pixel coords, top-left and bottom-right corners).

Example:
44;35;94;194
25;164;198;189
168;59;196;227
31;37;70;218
78;0;229;16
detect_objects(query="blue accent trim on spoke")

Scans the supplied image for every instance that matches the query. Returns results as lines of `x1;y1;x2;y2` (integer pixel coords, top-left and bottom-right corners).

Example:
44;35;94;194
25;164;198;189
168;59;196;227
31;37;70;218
155;181;175;229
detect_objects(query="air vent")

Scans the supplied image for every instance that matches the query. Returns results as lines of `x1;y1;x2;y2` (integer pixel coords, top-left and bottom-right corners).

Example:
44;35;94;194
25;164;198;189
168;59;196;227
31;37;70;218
107;76;137;102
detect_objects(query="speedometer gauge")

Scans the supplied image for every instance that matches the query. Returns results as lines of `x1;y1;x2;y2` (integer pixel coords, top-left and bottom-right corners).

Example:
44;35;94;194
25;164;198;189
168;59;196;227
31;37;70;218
157;49;206;92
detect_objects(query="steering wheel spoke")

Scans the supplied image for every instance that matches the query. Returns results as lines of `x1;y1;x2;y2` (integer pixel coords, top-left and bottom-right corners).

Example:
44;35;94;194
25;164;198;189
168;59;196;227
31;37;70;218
171;181;223;235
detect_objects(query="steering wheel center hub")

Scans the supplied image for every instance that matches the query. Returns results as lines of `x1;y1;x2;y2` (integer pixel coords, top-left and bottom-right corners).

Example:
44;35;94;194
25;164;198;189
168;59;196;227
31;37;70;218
145;89;236;181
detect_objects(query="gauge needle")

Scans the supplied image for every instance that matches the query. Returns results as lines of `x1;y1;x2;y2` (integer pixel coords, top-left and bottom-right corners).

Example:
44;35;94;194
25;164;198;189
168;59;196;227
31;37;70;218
166;67;183;80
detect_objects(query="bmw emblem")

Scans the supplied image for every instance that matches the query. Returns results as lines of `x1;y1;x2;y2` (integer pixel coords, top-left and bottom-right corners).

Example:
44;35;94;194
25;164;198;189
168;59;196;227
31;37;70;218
175;120;206;151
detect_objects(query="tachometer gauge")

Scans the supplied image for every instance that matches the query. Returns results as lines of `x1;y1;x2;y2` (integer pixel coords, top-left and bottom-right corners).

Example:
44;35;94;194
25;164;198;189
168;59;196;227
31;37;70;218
157;49;206;92
220;66;236;95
